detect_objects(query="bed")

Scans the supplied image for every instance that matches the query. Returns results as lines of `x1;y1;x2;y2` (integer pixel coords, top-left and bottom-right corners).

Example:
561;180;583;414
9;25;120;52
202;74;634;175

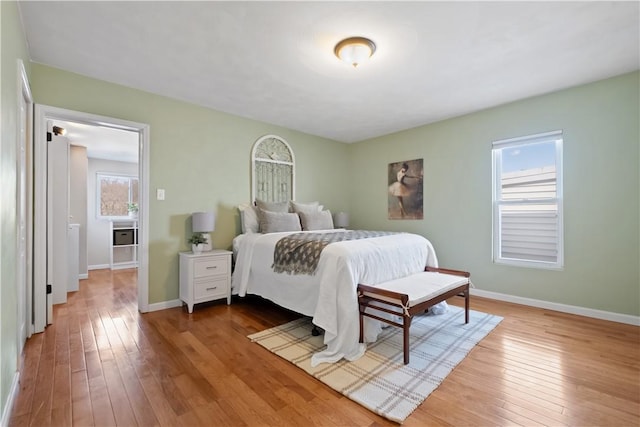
232;228;442;366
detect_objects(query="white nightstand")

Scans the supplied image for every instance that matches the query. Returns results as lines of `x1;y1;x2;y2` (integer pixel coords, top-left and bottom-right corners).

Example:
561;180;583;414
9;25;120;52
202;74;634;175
179;250;232;313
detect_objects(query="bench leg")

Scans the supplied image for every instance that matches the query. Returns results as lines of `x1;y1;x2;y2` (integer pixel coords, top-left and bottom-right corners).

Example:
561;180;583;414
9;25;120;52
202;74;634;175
464;288;469;324
359;307;364;344
403;315;412;365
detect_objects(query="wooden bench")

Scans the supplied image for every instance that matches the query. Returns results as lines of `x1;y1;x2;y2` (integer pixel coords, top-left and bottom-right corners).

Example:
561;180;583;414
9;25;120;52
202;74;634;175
357;266;470;364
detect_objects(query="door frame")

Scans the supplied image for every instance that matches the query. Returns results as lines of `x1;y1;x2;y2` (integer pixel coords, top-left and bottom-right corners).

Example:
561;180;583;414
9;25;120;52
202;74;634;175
17;61;33;347
34;105;150;332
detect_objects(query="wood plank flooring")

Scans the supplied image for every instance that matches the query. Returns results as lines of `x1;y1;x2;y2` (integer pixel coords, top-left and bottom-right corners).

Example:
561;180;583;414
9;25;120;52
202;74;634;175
9;268;640;426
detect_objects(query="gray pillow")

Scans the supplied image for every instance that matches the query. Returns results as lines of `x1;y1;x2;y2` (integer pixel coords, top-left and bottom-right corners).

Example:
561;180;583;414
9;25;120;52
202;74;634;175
238;204;260;233
256;199;289;213
290;200;320;214
259;209;302;233
299;210;334;231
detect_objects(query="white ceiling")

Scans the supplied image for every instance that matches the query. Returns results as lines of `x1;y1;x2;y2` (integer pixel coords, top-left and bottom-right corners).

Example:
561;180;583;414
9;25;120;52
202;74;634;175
19;1;640;145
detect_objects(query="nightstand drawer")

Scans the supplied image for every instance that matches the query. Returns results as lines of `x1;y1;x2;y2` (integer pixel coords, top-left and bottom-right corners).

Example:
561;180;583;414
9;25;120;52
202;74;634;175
194;277;228;300
194;257;228;278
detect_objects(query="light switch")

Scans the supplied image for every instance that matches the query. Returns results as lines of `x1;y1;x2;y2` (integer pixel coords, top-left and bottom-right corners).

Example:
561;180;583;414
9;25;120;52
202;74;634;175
157;188;165;200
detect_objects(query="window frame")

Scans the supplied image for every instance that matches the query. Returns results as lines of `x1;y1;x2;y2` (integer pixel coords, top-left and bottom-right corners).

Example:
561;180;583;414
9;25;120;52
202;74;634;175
491;130;564;270
96;172;139;220
251;135;296;203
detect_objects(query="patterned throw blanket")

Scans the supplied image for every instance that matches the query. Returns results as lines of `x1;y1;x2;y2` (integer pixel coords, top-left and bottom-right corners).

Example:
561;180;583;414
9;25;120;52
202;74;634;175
272;230;399;275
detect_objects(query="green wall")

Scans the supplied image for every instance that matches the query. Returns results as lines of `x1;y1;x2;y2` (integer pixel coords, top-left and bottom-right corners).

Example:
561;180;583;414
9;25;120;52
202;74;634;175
0;0;31;419
29;64;351;304
349;72;640;316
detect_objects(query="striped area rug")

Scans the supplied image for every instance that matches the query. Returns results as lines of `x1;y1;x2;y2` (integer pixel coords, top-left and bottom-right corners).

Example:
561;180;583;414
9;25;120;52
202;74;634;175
248;306;503;423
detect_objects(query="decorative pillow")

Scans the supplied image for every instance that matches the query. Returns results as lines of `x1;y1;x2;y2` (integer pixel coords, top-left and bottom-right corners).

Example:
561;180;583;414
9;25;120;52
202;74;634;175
256;199;290;213
238;204;260;233
259;209;302;233
290;200;320;214
299;210;334;231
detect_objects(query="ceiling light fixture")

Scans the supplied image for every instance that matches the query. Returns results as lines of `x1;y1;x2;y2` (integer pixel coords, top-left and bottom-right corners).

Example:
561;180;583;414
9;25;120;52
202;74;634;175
334;37;376;68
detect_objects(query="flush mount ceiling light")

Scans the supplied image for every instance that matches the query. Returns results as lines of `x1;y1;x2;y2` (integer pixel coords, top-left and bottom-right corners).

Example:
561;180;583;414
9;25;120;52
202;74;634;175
334;37;376;68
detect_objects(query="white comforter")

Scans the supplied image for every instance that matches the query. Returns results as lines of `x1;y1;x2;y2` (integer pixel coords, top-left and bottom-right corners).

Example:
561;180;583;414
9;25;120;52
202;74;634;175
232;230;441;366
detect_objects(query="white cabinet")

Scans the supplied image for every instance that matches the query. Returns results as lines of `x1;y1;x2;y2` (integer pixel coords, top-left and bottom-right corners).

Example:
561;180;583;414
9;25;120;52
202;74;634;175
68;224;80;292
110;220;138;270
179;250;232;313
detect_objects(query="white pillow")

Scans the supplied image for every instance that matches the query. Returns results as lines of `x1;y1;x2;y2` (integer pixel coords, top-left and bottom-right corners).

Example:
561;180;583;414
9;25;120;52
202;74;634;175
290;200;320;214
299;210;334;231
238;204;260;234
259;210;302;233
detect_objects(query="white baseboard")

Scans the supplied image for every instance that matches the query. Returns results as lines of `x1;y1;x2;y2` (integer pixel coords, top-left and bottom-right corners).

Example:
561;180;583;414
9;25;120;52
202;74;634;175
142;291;640;326
88;264;109;270
1;372;20;427
147;299;182;312
471;288;640;326
79;273;88;280
110;262;138;270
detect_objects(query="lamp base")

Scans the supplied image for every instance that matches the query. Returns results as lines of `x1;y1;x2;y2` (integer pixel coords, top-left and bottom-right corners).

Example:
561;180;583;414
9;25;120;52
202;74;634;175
202;233;212;251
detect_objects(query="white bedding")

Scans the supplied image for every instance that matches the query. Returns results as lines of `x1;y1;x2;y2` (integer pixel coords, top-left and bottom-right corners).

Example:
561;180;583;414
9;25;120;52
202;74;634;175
232;229;441;366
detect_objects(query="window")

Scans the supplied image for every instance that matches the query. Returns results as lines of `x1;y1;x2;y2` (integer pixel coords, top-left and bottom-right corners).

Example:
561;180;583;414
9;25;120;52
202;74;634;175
492;131;563;269
97;173;139;219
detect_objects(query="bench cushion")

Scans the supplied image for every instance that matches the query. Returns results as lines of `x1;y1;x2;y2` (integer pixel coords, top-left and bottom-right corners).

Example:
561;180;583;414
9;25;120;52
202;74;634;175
360;272;469;307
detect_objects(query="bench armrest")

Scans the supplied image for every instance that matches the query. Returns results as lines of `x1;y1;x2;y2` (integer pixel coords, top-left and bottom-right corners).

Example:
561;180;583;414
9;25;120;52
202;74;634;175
424;266;470;278
357;283;409;305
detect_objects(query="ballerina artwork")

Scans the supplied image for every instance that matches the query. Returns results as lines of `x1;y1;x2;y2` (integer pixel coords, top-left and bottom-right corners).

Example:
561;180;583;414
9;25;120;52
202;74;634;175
388;158;424;219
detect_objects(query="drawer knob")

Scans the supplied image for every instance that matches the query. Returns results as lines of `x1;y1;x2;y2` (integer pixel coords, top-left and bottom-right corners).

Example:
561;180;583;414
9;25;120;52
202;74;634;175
206;287;217;291
206;266;217;269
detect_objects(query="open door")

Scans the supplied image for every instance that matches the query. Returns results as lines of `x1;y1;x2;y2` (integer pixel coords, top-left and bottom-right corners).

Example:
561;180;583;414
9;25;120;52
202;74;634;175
33;120;70;331
47;122;71;311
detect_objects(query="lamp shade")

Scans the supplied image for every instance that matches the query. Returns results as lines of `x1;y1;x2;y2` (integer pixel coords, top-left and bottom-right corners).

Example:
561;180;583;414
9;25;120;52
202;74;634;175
192;212;215;233
334;212;350;228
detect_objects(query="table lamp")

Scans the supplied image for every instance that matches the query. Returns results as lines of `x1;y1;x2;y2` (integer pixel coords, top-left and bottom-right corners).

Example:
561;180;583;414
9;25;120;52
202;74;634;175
192;211;215;251
334;212;350;229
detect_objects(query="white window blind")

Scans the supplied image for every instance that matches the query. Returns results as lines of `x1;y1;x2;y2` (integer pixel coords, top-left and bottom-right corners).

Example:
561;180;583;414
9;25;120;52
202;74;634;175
492;131;563;269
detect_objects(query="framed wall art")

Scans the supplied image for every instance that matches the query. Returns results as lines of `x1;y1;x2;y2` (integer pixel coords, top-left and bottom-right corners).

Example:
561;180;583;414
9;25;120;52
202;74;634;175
388;158;423;220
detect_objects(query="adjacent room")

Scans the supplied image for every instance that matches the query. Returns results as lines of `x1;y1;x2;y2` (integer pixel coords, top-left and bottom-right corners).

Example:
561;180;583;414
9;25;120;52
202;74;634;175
1;1;638;426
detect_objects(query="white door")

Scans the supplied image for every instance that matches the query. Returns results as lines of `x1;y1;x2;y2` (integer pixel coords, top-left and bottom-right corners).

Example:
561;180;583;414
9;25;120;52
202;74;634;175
47;122;70;314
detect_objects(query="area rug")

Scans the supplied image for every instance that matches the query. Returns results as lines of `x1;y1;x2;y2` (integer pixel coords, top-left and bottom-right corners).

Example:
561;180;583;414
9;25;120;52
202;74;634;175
248;306;502;424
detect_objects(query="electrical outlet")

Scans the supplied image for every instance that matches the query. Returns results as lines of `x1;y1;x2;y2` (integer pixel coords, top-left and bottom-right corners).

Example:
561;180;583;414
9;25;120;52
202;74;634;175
157;188;165;200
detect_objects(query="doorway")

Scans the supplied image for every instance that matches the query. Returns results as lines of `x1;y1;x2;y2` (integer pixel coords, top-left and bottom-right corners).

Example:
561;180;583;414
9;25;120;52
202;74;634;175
52;120;139;279
33;105;150;332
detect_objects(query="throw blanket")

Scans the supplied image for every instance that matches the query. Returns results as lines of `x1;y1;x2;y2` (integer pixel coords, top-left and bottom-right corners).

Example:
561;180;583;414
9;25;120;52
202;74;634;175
273;230;399;275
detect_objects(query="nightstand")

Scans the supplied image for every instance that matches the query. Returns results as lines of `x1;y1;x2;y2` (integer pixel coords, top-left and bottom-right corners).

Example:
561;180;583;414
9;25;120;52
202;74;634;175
179;250;232;313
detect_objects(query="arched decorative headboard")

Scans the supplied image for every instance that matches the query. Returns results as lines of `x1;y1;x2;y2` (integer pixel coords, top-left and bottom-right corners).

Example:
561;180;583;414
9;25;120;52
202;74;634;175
251;135;295;203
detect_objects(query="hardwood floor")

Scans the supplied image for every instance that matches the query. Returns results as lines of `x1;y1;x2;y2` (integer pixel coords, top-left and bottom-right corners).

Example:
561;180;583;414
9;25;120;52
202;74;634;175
9;268;640;426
